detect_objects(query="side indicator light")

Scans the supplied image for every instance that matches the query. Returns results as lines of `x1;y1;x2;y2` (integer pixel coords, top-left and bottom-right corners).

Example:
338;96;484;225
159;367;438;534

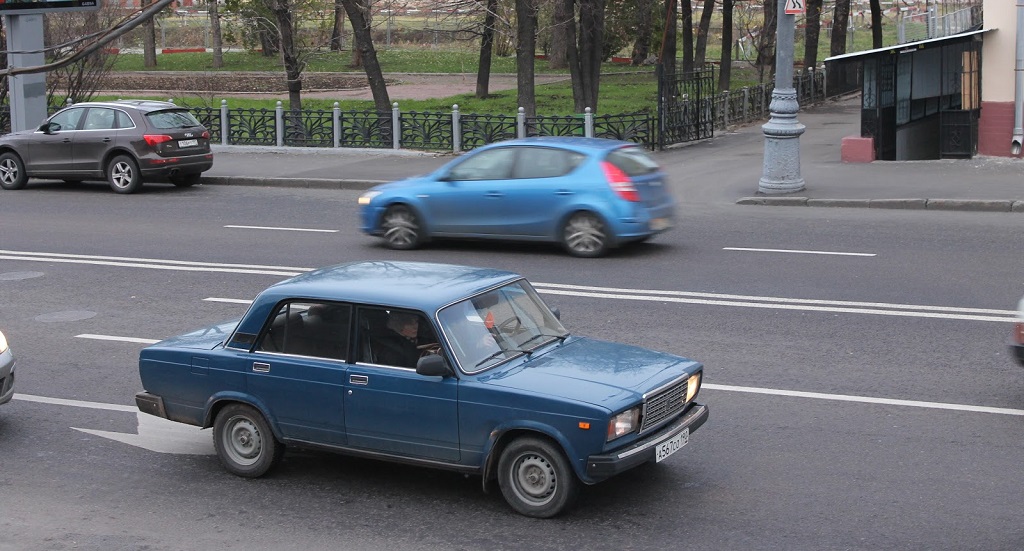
578;422;591;430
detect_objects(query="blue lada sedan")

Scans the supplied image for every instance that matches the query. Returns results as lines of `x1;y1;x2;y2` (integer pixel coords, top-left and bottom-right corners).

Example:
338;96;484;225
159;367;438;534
136;261;707;517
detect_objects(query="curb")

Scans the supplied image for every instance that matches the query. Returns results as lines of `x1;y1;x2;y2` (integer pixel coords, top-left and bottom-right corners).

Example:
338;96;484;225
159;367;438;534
737;197;1024;212
201;176;384;190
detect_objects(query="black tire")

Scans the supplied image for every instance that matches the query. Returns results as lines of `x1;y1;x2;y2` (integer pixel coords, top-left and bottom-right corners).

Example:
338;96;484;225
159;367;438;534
170;173;201;187
381;205;422;250
213;403;284;478
562;211;609;258
106;154;142;194
497;436;579;518
0;152;28;190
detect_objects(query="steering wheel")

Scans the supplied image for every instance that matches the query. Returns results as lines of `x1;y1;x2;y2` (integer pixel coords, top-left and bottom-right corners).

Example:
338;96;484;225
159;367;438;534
417;342;441;357
497;316;522;335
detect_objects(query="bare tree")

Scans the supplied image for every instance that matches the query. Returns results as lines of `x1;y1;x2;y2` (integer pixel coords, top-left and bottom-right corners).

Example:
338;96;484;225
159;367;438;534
718;0;732;91
830;0;851;56
630;0;656;66
142;0;158;67
331;0;345;51
341;0;391;112
680;0;693;72
515;0;539;116
693;0;715;66
658;0;677;80
45;8;120;104
476;0;499;96
210;0;224;68
264;0;305;110
869;0;882;48
548;0;571;68
803;0;823;69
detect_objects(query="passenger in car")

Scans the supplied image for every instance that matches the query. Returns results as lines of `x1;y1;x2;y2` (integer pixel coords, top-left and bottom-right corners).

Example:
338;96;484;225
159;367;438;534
373;311;425;368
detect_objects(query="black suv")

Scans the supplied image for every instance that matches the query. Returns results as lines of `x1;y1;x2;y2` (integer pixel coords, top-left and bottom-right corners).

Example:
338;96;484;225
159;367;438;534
0;100;213;194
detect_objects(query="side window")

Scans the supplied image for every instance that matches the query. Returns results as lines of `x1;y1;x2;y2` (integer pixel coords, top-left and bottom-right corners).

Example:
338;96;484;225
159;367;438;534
46;108;85;132
357;307;438;369
115;110;135;129
257;301;350;360
513;147;585;179
606;146;660;176
83;108;116;131
446;148;516;181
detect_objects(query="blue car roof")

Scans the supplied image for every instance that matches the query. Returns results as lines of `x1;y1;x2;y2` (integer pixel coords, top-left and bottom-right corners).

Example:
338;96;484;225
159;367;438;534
256;261;522;312
478;136;637;153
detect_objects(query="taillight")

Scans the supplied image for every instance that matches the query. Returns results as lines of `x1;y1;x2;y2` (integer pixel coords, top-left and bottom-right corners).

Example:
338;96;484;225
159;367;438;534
201;130;210;139
601;161;640;202
144;134;173;146
1014;322;1024;345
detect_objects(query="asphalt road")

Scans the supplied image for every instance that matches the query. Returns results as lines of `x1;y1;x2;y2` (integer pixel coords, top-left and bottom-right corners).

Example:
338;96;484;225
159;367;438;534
1;176;1023;550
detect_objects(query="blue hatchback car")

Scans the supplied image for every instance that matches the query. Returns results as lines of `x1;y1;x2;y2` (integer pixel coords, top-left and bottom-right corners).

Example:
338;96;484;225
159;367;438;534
358;137;675;257
136;261;707;517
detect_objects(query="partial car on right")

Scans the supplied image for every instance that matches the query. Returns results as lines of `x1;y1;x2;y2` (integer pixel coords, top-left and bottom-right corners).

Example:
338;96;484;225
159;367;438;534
0;330;14;407
1011;295;1024;367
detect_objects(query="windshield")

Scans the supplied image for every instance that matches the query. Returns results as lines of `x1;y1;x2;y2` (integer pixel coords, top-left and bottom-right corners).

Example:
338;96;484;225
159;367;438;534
438;280;568;373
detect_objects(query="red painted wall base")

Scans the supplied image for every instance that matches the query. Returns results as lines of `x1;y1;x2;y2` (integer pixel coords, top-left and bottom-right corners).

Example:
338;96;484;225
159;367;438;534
841;135;875;163
978;101;1023;158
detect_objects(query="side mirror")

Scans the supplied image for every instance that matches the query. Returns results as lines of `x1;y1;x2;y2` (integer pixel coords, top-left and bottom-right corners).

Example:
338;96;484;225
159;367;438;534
38;122;54;134
416;354;453;377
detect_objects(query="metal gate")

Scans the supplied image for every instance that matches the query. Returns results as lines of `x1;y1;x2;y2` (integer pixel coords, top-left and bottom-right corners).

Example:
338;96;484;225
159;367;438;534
657;65;715;149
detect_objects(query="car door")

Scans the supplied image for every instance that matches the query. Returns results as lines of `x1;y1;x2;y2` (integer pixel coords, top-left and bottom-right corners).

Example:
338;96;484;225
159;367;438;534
419;146;516;235
344;306;460;462
24;107;85;174
71;107;119;175
244;301;351;445
497;146;588;237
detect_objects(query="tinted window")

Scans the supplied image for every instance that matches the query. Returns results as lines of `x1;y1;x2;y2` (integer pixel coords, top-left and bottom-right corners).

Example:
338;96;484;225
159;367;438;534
115;110;135;129
82;108;116;131
257;301;350;360
357;308;438;369
513;147;585;179
146;109;202;129
606;146;660;176
46;108;85;132
447;148;516;181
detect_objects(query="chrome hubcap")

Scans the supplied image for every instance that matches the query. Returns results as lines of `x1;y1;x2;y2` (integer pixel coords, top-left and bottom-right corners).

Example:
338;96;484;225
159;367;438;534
0;159;18;184
565;214;605;253
110;162;134;189
383;209;419;247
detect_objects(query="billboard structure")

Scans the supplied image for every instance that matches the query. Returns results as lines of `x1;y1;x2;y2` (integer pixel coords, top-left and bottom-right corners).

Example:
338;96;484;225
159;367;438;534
0;0;100;15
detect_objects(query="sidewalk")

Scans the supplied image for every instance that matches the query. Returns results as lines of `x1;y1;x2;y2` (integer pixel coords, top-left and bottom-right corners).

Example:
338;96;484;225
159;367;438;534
203;95;1024;212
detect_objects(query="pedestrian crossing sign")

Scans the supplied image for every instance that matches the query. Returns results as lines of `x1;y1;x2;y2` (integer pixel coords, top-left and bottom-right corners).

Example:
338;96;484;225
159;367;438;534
785;0;804;15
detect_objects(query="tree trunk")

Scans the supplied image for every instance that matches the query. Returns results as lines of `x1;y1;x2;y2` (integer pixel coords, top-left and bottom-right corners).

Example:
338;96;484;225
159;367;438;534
869;0;882;48
756;0;777;81
143;0;157;68
268;0;303;111
659;0;677;80
548;0;571;69
830;0;851;56
680;0;693;72
717;0;732;92
578;0;605;111
476;0;498;97
515;0;538;117
564;0;586;112
331;0;345;51
341;0;391;112
210;0;224;69
631;0;654;66
694;0;715;66
803;0;823;69
259;25;279;57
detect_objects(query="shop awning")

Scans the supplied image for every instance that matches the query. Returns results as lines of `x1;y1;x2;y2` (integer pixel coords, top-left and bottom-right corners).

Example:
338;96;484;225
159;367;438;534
824;28;989;63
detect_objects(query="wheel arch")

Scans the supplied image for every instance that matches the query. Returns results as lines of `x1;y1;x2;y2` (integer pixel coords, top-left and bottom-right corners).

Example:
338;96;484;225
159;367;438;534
102;147;139;172
203;392;284;442
480;424;587;492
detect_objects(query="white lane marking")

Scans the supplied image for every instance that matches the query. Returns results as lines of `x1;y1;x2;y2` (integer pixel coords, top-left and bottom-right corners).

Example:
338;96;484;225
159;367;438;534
203;297;253;304
702;383;1024;416
224;225;338;233
16;384;1024;417
724;247;876;257
14;393;137;412
3;249;1014;322
76;334;160;344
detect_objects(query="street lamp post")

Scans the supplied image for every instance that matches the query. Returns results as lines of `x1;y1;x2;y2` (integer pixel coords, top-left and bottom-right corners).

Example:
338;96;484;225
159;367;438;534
759;0;806;194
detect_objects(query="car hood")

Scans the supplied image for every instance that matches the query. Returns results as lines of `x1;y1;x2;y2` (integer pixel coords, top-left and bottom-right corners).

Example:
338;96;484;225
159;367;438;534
151;320;240;350
478;336;701;410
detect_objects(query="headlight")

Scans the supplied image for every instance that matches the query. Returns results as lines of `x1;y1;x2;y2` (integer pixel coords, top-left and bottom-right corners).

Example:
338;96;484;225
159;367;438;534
0;330;8;354
357;191;382;205
686;372;701;403
607;407;640;441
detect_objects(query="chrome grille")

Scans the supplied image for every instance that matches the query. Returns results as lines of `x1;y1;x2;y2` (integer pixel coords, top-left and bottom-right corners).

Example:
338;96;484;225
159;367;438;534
640;378;688;433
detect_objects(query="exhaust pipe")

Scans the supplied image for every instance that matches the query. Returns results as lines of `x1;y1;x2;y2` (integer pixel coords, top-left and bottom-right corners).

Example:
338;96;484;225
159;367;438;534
1013;0;1024;155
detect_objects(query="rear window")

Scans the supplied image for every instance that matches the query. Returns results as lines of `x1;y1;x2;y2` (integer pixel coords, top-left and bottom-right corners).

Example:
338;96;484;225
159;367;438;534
146;109;203;130
606;146;660;176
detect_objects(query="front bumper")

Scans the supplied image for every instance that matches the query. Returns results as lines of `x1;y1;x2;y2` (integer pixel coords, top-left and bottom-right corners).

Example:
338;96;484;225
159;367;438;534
586;402;708;480
0;348;14;406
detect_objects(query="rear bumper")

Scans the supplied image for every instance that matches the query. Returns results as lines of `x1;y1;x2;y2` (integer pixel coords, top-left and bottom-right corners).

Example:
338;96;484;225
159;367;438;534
136;391;168;418
585;402;708;480
140;153;213;177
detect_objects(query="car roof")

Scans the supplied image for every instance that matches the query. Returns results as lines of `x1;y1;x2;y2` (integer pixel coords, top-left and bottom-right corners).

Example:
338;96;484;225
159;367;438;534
256;261;523;312
479;136;639;153
61;100;185;113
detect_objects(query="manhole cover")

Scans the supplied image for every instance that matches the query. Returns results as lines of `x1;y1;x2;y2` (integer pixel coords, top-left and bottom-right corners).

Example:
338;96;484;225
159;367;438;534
35;311;97;322
0;271;45;281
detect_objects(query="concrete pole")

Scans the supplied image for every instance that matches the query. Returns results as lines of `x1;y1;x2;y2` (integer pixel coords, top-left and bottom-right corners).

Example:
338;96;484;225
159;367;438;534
758;0;805;195
5;14;48;133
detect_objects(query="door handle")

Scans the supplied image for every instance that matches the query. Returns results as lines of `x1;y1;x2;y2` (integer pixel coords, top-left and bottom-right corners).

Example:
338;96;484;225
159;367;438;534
103;137;111;142
350;374;368;385
555;189;573;195
485;192;503;198
253;362;270;373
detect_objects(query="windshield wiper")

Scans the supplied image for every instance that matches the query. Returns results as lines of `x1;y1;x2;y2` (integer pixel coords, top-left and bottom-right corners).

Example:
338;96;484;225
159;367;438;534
474;347;530;368
518;333;565;350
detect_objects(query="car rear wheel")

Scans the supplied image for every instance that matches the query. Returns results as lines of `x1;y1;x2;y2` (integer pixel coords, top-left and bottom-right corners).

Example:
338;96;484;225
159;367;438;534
0;152;28;190
381;205;422;250
170;173;201;187
497;436;578;518
562;212;608;258
107;154;142;194
213;403;284;478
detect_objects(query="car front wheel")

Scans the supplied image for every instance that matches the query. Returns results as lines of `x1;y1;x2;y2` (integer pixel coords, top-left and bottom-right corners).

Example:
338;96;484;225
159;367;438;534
0;152;28;190
562;211;608;258
497;436;579;518
213;403;284;478
381;205;422;250
107;154;142;194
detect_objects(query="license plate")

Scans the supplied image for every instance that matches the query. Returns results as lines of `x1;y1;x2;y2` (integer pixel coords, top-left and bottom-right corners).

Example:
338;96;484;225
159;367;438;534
650;217;672;231
655;428;689;462
178;139;199;147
